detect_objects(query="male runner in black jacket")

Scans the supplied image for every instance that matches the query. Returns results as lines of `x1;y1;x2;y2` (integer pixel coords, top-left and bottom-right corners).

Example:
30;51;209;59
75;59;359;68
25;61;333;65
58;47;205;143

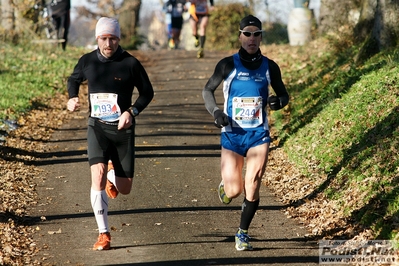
67;17;154;251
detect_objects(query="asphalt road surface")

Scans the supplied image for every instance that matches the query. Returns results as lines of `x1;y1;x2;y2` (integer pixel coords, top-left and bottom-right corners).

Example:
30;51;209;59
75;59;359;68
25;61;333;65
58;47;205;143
30;49;320;266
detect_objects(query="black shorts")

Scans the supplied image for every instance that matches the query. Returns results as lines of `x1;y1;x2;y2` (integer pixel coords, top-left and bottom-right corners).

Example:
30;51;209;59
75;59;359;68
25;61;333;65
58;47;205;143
87;117;135;178
190;13;208;22
171;17;183;29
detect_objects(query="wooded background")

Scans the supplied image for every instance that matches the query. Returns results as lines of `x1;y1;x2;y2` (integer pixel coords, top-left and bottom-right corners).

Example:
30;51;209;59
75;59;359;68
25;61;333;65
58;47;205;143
1;0;398;60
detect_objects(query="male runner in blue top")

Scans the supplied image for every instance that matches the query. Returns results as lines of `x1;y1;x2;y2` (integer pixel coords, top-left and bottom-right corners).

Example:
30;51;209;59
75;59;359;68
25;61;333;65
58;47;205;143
202;15;289;251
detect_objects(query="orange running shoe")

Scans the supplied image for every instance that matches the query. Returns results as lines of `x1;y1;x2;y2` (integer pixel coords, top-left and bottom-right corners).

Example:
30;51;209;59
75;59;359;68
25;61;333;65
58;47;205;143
106;161;118;199
93;232;111;250
107;160;114;171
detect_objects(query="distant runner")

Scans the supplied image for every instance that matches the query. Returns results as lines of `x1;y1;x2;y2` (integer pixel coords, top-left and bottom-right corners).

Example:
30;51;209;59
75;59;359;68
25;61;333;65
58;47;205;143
50;0;71;50
164;0;187;49
188;0;214;58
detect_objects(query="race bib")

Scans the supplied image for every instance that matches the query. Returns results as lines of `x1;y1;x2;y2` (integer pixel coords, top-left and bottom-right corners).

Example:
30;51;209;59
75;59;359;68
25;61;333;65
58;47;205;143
232;97;263;128
172;3;184;17
195;0;208;14
90;93;121;122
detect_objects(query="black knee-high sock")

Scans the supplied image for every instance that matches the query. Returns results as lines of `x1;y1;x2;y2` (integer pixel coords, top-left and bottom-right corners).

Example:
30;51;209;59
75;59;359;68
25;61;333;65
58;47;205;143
200;35;206;48
239;198;260;231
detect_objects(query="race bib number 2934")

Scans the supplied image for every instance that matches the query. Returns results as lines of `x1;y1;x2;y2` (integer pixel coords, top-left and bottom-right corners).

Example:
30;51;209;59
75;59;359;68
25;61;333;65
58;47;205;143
90;93;121;122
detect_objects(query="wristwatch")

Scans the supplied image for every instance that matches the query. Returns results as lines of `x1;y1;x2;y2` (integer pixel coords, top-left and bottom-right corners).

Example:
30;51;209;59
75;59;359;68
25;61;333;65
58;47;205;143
128;106;139;117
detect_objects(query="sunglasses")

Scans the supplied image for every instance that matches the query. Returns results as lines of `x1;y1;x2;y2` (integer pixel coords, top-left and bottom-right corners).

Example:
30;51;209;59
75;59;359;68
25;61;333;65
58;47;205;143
240;30;262;37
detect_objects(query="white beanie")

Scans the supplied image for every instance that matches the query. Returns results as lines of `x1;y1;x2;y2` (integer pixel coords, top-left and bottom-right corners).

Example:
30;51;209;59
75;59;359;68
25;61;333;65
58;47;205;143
95;17;121;39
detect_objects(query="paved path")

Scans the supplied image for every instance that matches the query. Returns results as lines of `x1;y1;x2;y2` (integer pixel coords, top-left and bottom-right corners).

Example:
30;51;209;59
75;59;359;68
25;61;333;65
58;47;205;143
31;49;319;266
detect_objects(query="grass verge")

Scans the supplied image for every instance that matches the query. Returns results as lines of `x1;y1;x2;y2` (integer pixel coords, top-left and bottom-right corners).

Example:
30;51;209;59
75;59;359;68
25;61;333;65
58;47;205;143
268;39;399;240
0;43;85;121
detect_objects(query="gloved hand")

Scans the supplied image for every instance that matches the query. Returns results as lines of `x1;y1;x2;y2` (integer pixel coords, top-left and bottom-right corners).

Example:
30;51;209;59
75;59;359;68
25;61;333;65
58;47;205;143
268;95;282;110
213;110;229;128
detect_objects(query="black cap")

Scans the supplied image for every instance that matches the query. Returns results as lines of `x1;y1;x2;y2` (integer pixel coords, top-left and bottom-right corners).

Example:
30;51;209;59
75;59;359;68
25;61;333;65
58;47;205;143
239;15;262;30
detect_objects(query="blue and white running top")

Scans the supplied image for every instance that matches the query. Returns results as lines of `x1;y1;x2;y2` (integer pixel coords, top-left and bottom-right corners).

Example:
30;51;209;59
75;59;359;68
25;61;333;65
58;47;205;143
222;53;271;133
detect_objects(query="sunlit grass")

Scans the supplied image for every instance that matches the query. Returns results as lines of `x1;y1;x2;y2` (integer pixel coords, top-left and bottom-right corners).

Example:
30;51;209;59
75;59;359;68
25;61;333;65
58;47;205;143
0;43;86;120
271;42;399;239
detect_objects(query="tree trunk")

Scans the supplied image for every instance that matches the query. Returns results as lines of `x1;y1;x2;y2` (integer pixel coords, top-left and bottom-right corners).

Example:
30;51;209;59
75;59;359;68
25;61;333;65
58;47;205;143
372;0;399;49
1;0;14;32
318;0;398;63
247;0;255;13
354;0;399;63
354;0;376;42
318;0;359;36
119;0;141;48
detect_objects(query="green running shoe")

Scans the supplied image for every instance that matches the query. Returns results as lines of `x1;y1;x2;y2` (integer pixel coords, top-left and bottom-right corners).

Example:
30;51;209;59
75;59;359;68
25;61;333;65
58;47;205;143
194;37;199;47
197;48;204;58
235;229;253;251
218;180;232;204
